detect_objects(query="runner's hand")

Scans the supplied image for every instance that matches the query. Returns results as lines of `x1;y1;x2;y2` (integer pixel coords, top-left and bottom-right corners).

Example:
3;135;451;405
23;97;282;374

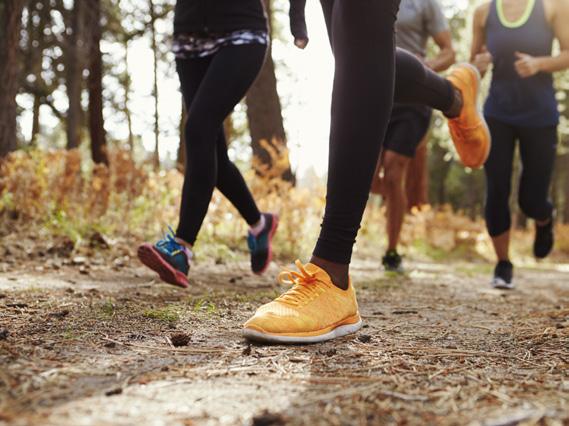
294;38;308;49
473;47;493;74
515;52;542;78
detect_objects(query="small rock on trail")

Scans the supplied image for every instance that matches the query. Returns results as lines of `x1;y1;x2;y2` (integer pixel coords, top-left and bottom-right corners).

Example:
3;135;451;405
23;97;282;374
105;388;123;397
252;411;286;426
170;332;191;347
49;309;70;319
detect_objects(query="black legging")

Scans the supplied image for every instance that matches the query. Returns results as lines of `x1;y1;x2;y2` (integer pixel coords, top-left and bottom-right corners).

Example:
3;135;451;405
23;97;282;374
314;0;456;264
484;117;557;237
176;44;266;245
394;48;455;112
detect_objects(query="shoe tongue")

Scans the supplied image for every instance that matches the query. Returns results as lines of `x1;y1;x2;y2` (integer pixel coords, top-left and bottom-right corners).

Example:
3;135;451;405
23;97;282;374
303;263;332;283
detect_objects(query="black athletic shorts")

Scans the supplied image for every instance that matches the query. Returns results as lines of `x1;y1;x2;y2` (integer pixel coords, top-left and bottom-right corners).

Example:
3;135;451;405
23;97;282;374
383;103;433;158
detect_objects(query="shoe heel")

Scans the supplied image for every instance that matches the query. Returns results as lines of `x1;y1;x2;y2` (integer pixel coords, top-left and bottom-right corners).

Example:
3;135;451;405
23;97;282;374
253;213;279;276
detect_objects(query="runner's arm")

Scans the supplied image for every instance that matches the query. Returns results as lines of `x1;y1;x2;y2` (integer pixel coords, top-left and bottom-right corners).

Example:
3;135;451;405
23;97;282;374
515;0;569;76
425;31;455;72
290;0;308;49
470;3;492;77
424;0;455;72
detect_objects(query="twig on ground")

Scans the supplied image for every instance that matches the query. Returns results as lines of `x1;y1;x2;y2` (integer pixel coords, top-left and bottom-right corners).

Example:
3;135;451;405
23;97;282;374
164;336;174;349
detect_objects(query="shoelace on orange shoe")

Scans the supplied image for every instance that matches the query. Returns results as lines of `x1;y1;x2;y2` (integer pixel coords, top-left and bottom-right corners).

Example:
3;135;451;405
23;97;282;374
276;260;322;306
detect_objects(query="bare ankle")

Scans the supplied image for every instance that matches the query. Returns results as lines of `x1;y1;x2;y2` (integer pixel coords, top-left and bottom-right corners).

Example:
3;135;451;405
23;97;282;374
175;237;193;250
536;218;552;227
309;256;350;290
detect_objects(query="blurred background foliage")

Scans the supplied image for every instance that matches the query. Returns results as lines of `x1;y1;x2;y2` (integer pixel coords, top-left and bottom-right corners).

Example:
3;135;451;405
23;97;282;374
1;0;569;266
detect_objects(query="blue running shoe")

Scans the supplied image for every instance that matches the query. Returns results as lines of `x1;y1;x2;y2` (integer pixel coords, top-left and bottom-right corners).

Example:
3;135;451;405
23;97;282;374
138;227;191;288
247;213;279;275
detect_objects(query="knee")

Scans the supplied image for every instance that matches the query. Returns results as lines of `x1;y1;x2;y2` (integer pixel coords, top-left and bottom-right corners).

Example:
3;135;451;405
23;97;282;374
184;113;218;145
518;183;542;218
395;48;426;81
518;193;550;220
382;155;407;190
485;204;511;237
485;174;515;236
184;123;210;145
185;159;215;184
518;193;534;217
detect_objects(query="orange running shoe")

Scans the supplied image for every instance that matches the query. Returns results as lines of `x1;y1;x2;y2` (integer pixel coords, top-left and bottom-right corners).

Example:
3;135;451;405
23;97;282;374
446;63;491;169
243;260;362;344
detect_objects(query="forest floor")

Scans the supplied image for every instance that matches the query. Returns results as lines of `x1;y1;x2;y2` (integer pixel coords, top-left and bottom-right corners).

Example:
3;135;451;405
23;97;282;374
0;246;568;426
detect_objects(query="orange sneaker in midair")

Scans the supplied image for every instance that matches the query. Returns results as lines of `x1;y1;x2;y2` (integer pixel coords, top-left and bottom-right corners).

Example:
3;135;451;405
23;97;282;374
446;63;491;169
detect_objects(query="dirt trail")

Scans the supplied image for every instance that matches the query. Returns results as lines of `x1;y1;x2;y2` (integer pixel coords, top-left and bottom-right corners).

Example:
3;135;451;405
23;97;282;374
0;259;568;425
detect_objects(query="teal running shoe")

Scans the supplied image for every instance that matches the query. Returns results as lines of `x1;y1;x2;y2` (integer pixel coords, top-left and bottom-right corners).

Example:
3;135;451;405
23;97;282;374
247;213;279;275
138;227;191;288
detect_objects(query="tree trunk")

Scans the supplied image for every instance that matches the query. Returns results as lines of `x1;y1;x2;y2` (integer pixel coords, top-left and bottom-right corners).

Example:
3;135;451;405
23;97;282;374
149;0;160;169
405;137;429;209
31;97;41;146
122;37;134;150
87;0;108;165
245;0;294;183
0;0;25;158
563;153;569;224
66;0;84;149
27;0;49;147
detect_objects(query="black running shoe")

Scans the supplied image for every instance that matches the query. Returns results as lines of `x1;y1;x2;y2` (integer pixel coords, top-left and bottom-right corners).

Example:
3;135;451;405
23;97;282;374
534;216;554;259
491;260;514;290
247;213;279;275
382;250;403;273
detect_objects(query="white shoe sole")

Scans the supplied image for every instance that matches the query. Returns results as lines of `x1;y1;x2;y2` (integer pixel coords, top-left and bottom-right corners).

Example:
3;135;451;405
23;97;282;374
491;277;515;290
243;319;363;344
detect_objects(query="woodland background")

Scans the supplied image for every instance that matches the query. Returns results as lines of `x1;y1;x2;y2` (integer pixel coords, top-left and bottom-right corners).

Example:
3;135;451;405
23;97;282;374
1;0;569;262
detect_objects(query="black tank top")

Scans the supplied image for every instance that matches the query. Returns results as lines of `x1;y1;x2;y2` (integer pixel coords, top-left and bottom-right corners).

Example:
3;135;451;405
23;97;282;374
174;0;267;35
174;0;307;40
484;0;559;127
